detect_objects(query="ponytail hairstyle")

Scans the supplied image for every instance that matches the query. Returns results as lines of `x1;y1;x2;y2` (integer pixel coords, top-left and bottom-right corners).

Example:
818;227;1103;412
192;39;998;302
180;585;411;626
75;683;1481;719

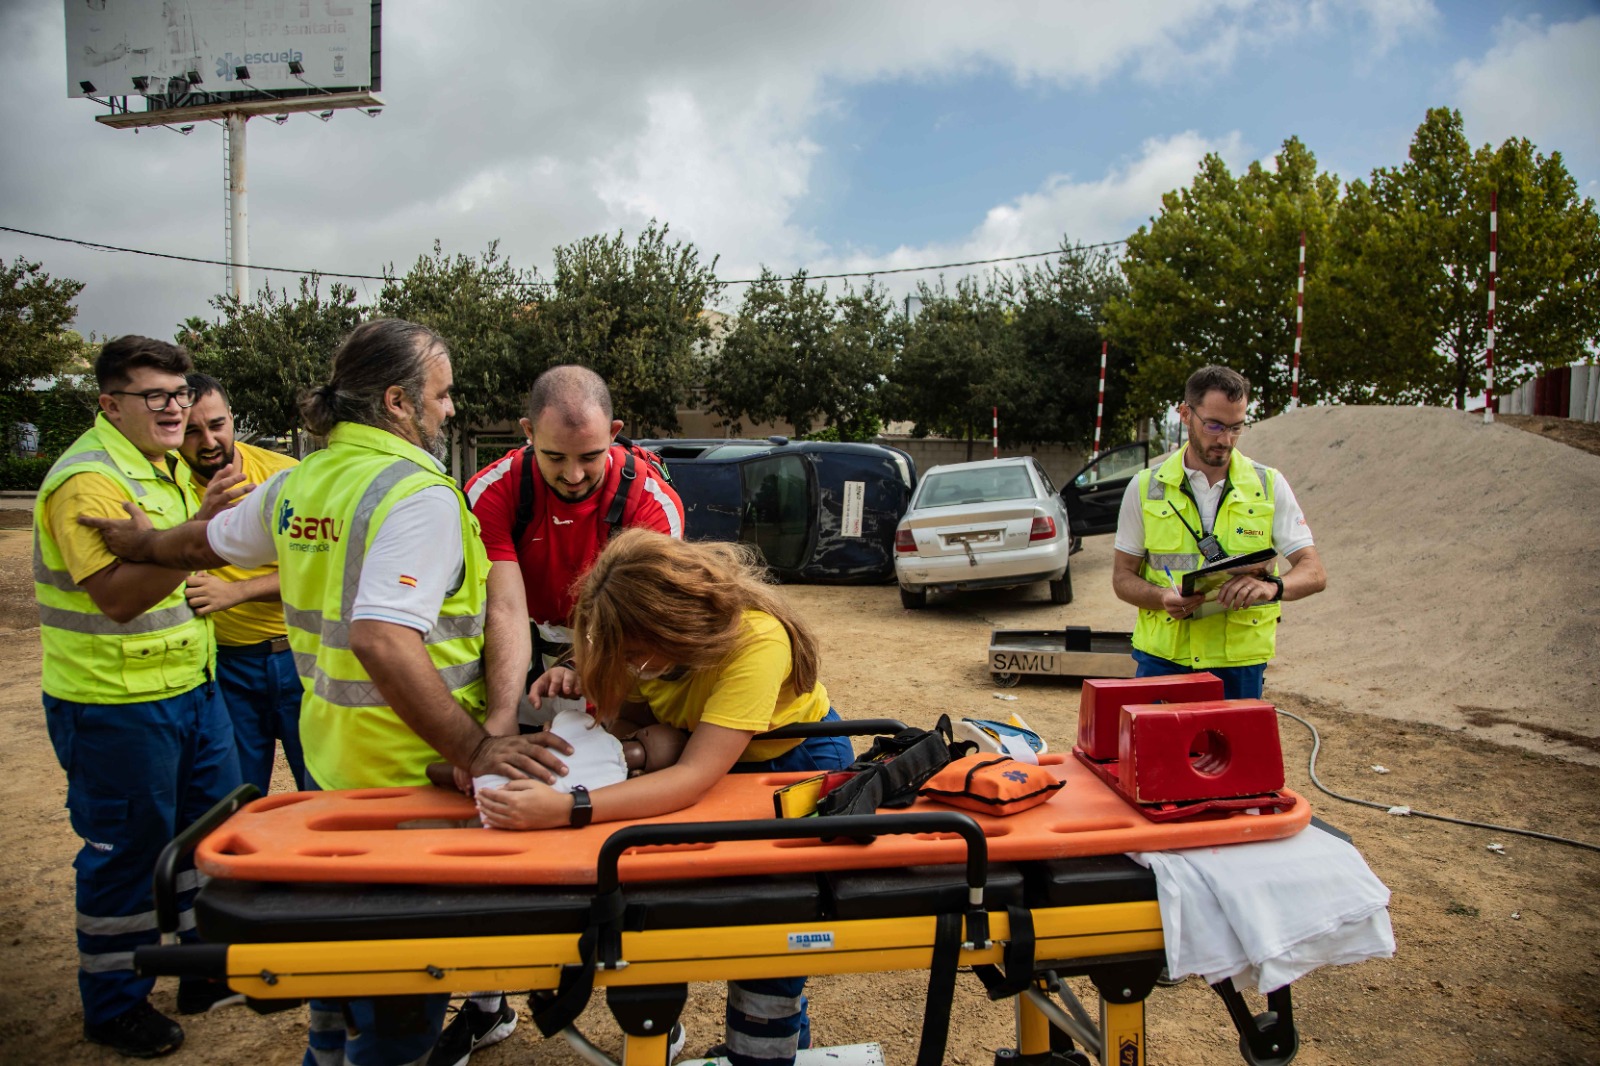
299;318;445;437
570;529;820;722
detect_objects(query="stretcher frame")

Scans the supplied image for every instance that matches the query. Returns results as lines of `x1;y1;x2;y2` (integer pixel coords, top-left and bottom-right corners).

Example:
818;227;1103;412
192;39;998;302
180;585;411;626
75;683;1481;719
137;725;1310;1066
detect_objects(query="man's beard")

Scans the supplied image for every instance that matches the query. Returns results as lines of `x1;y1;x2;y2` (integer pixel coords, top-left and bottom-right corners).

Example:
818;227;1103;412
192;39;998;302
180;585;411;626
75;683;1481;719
191;443;236;481
412;413;449;461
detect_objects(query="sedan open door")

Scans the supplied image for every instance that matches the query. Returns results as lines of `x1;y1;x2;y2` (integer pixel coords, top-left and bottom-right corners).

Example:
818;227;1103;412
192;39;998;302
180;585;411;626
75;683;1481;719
1061;441;1152;540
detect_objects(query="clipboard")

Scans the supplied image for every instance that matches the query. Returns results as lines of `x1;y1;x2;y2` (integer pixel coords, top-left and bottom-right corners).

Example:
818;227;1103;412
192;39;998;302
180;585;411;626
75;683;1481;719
1180;547;1277;597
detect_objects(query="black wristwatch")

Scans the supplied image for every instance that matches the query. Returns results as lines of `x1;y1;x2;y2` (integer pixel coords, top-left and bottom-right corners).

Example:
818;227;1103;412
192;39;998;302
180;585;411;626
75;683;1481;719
568;785;593;828
1264;575;1284;603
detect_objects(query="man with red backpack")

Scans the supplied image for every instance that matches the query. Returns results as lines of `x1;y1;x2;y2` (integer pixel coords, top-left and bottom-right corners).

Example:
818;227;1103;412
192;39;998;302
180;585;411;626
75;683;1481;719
434;366;684;1066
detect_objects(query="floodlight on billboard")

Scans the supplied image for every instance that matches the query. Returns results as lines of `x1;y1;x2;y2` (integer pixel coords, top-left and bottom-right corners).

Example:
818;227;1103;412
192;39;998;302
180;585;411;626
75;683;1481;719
64;0;375;99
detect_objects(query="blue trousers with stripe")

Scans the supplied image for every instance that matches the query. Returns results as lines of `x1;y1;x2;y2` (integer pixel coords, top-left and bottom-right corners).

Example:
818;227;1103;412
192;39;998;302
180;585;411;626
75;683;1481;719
216;644;307;792
300;772;450;1066
44;682;241;1025
720;710;852;1065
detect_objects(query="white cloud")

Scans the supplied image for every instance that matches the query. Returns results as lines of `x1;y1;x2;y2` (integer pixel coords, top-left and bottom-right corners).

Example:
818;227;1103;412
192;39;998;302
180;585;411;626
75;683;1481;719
774;130;1247;300
1450;14;1600;174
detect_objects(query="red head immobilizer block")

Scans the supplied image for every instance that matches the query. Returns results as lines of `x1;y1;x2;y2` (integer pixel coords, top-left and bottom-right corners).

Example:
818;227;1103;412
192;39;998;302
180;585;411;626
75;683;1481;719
1076;674;1225;761
1117;700;1284;804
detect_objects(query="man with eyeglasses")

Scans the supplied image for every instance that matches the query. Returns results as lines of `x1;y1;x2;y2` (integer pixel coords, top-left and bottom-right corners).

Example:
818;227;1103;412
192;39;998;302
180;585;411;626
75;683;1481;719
33;336;243;1057
1111;365;1327;699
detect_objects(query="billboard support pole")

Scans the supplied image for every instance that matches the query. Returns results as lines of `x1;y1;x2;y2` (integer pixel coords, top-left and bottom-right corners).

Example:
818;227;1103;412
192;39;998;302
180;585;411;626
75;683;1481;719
226;112;249;301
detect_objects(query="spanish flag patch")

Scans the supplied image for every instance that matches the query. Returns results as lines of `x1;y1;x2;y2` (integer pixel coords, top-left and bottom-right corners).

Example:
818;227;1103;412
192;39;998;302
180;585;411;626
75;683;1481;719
398;574;418;588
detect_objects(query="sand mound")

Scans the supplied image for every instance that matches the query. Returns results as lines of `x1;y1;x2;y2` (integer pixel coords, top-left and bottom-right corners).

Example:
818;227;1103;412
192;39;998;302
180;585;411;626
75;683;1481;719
1236;405;1600;764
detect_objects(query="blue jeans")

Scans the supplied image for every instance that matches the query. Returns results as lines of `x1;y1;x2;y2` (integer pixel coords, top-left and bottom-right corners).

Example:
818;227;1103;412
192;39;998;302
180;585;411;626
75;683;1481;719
732;708;855;774
1131;649;1268;701
216;644;307;792
301;773;450;1066
44;683;241;1025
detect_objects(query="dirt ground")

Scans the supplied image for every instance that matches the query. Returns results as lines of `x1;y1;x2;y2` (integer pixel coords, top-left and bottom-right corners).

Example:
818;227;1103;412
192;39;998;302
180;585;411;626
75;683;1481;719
1;408;1598;1065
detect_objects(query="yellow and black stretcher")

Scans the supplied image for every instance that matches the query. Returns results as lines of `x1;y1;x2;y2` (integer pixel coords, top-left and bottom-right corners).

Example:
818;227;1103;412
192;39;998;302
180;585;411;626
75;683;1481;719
136;727;1312;1066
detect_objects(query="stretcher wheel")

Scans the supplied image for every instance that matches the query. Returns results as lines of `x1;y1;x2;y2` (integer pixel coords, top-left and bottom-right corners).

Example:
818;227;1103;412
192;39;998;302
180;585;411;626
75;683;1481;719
1237;1011;1298;1066
992;671;1021;688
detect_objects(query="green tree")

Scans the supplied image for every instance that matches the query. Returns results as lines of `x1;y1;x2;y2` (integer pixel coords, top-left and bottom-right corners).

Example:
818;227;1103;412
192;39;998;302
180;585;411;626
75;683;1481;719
1104;137;1340;418
999;240;1129;448
707;272;897;440
378;241;536;434
886;276;1010;459
524;220;723;435
184;276;366;440
0;256;87;396
1319;108;1600;407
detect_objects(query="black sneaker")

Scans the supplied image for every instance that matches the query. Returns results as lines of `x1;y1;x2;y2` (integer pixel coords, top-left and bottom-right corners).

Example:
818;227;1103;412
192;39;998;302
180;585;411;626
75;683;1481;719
83;1001;185;1058
427;997;518;1066
177;977;244;1015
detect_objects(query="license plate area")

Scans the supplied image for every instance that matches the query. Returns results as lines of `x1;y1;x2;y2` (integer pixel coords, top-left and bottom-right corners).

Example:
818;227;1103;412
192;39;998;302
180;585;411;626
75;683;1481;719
943;530;1002;547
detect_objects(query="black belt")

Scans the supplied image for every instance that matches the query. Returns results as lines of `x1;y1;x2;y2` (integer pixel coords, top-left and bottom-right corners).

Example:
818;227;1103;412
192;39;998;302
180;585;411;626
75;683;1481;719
218;636;291;657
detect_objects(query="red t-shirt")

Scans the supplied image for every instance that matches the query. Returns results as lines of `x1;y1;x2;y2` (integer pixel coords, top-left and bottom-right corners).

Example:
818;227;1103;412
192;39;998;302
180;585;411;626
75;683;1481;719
465;445;685;631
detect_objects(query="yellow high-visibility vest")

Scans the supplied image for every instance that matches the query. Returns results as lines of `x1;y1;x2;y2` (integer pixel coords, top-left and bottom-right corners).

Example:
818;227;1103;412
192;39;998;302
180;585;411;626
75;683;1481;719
1132;448;1281;668
267;422;488;789
35;415;212;703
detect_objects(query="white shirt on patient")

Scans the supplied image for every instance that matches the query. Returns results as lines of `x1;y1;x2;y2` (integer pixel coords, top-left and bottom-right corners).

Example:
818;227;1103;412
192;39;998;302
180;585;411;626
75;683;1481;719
472;706;629;801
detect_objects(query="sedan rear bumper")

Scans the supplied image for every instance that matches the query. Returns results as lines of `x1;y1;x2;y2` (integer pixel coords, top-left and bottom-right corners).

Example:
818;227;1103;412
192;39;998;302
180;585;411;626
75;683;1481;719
895;540;1070;592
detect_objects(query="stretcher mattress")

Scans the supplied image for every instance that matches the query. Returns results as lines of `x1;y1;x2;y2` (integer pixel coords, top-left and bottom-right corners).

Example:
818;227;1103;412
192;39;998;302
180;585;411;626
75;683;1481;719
195;753;1308;886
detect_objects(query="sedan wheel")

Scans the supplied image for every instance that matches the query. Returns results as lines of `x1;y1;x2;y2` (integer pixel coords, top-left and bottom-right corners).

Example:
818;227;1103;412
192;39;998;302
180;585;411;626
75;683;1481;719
900;585;927;610
1049;571;1073;605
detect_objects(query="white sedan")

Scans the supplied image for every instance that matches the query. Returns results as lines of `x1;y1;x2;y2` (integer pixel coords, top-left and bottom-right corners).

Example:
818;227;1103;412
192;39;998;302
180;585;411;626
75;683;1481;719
893;456;1073;609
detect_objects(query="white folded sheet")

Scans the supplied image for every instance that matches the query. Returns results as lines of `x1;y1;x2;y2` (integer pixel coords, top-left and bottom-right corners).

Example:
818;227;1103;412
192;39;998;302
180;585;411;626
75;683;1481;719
1130;824;1395;991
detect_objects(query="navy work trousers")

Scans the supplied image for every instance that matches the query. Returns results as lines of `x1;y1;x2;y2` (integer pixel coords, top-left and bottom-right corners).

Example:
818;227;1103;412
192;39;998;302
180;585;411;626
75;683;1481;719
44;682;242;1025
216;643;307;792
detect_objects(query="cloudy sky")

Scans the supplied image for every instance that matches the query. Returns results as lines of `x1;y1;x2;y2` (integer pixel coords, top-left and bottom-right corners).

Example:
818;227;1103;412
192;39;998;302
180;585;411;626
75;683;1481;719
2;0;1597;342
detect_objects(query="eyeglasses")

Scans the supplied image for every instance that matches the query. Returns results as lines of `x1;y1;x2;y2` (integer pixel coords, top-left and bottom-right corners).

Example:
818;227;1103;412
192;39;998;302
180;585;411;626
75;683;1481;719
111;387;199;412
1185;407;1248;436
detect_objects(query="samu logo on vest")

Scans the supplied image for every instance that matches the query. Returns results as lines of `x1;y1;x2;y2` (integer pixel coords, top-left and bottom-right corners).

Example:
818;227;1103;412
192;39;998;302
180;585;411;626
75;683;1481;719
279;497;344;552
1235;526;1266;537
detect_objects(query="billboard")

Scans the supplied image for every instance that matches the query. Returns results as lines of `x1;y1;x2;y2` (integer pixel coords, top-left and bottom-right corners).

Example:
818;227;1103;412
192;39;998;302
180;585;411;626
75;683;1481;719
65;0;373;98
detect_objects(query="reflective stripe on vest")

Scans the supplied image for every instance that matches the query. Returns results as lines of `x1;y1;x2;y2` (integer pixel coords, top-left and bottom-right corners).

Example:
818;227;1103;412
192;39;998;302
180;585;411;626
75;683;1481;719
274;423;488;790
1132;449;1281;669
34;419;212;703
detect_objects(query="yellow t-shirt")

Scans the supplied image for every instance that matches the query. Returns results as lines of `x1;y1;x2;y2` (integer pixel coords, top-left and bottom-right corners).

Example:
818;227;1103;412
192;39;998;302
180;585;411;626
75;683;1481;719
43;470;162;584
635;609;830;762
189;440;299;646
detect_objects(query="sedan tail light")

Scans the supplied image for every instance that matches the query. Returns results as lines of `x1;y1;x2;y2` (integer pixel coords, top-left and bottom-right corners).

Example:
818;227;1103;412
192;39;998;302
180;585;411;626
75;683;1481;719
894;528;917;553
1028;516;1056;541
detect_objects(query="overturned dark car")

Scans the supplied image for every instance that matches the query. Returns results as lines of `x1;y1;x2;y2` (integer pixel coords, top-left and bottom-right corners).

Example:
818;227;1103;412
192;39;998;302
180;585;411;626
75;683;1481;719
633;437;918;583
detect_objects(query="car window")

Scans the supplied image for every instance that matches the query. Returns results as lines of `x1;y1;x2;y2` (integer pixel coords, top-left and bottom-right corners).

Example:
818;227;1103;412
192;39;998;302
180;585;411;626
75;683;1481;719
705;443;776;460
739;454;811;571
1033;461;1058;496
1073;443;1149;488
918;466;1035;507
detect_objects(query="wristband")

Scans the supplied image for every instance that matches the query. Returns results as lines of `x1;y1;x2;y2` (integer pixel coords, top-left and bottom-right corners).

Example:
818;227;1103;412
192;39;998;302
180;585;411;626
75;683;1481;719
568;785;593;828
1264;575;1284;603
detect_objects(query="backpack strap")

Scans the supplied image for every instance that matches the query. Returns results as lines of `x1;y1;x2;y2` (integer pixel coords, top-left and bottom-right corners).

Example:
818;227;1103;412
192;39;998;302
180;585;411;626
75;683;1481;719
511;444;537;549
602;445;635;541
